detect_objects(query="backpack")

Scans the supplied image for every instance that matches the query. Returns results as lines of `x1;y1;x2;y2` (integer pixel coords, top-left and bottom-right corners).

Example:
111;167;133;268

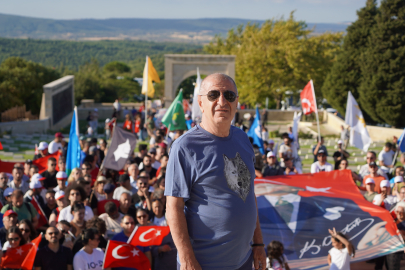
5;202;35;219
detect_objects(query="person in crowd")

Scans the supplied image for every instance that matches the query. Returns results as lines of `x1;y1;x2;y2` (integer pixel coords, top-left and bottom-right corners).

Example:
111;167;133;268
99;201;124;239
70;202;87;238
266;240;290;270
151;199;166;226
29;165;39;178
378;142;395;174
136;208;149;226
134;144;148;165
111;215;152;269
49;191;67;226
99;139;107;163
48;132;64;154
58;184;94;222
363;161;387;193
312;136;328;163
147;148;161;170
41;157;58;189
91;108;99;135
82;159;99;186
338;159;362;186
113;174;137;200
72;217;108;255
140;155;157;184
133;172;152;210
128;164;139;189
261;152;284;177
34;226;74;270
1;190;38;227
73;228;106;270
359;151;388;180
93;176;107;202
156;154;169;178
390;166;405;188
0;210;18;245
310;150;333;173
97;183;120;215
151;228;176;270
113;99;121;117
67;168;82;186
332;140;350;168
384;201;405;270
3;226;26;251
78;180;98;216
278;133;293;168
23;159;32;178
327;228;354;270
267;139;275;153
156;175;166;190
9;167;29;194
0;172;9;205
123;113;134;132
42;190;57;220
4;187;14;204
363;179;377;202
24;174;46;208
284;158;302;175
118;192;136;221
145;113;156;137
373;180;397;211
54;171;67;193
58;157;66;173
392;176;404;196
152;189;166;209
19;219;36;243
33;141;49;160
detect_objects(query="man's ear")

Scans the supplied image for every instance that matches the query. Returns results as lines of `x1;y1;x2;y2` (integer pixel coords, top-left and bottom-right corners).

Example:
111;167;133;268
198;95;204;113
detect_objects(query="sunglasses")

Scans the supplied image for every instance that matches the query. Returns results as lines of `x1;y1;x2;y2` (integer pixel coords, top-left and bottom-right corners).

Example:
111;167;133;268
137;215;147;219
199;90;238;102
70;192;80;196
50;164;57;167
48;231;59;236
317;154;326;157
9;237;20;242
124;222;135;225
82;167;90;170
20;228;30;233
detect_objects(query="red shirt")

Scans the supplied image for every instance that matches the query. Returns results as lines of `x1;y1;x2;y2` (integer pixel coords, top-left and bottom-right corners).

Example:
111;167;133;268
135;120;141;133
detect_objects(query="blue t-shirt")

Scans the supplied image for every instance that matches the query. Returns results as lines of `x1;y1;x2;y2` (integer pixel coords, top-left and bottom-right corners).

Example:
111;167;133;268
111;231;150;270
165;125;257;270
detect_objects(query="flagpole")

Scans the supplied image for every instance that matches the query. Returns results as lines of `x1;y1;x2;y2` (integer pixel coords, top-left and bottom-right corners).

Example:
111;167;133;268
310;80;321;142
392;132;405;167
144;56;148;127
165;124;171;140
98;119;116;177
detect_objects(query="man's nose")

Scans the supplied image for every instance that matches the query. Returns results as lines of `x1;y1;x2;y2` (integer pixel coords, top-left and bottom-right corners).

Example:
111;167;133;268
217;92;227;105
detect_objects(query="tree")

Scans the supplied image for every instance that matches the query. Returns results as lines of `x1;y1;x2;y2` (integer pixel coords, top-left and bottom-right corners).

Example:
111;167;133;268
0;57;60;115
205;13;343;108
322;0;378;118
104;61;131;73
358;0;405;127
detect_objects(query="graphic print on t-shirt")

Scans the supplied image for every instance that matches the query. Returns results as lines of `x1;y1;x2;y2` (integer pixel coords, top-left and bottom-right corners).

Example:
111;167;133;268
223;153;251;202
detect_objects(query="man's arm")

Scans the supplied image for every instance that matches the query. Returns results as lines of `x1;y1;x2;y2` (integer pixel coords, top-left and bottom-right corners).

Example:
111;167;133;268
145;250;152;265
252;196;266;270
166;196;201;270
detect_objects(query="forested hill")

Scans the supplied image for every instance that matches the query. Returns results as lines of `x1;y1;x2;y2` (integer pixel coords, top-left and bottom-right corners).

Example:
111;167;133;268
0;37;202;71
0;13;349;42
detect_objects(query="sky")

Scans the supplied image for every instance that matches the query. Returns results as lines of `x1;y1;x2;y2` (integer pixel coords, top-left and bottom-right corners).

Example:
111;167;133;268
2;0;368;23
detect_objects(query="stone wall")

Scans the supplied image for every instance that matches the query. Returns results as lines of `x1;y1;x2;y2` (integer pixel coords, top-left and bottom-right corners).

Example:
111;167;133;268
0;118;50;134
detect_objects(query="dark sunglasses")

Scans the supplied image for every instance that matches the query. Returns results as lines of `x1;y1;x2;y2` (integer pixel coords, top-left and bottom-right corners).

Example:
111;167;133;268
124;222;135;225
137;215;147;219
50;163;57;167
20;228;30;233
8;237;20;242
48;231;59;236
200;90;238;102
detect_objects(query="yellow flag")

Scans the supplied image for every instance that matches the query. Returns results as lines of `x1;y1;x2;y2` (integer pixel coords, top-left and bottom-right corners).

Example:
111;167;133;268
141;56;161;98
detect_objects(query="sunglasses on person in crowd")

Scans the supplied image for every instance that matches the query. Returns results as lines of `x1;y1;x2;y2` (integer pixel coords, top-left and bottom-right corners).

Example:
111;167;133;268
137;215;147;219
199;90;238;103
70;192;80;197
48;231;59;236
317;154;326;157
50;163;57;167
20;228;30;233
124;222;135;225
9;237;20;242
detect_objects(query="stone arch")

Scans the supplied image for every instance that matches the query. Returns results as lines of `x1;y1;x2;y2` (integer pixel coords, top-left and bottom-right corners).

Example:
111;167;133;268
164;54;235;105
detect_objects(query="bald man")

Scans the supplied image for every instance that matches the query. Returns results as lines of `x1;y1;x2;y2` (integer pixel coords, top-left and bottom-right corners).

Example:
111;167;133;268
166;73;266;270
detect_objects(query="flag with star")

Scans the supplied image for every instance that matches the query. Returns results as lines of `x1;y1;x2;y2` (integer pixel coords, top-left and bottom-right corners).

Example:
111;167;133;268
103;240;151;270
161;90;187;131
128;225;170;247
103;127;137;171
0;234;42;270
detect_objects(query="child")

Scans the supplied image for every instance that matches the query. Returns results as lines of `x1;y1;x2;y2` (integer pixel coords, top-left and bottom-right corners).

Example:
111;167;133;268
328;228;355;270
266;241;290;270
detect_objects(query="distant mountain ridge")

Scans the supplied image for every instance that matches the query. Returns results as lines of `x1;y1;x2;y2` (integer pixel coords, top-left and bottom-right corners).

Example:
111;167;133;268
0;13;349;43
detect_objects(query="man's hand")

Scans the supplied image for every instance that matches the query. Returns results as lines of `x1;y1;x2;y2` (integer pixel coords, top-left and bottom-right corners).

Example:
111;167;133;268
180;258;202;270
159;244;172;253
252;246;266;270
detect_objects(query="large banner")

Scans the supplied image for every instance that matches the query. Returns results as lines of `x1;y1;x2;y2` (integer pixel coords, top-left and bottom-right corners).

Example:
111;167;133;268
255;170;404;269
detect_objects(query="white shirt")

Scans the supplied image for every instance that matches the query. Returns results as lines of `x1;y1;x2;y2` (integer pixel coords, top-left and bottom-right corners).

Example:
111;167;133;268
48;141;62;154
358;164;388;179
58;205;94;222
378;149;395;172
265;194;301;233
328;247;350;270
73;248;105;270
113;186;137;201
99;213;124;239
311;162;333;173
152;215;167;226
138;161;160;171
266;254;288;270
372;194;398;211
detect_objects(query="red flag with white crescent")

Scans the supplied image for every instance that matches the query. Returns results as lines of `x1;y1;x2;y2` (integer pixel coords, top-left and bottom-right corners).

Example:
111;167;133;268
300;80;317;115
103;240;151;270
128;225;170;247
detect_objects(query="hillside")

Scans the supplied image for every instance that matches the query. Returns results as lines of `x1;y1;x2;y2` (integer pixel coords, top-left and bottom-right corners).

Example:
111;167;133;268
0;13;349;43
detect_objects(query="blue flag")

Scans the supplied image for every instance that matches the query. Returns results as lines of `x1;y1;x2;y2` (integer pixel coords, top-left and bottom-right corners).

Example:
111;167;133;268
397;128;405;152
66;107;81;177
247;107;265;155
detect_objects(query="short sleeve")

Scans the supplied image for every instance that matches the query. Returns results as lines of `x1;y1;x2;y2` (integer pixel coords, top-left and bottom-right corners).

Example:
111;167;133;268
164;141;195;199
1;205;8;214
378;151;384;161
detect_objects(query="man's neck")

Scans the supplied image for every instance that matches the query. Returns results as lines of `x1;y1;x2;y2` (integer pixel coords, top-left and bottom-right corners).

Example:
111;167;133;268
48;170;55;174
367;190;375;195
200;121;230;138
47;202;56;209
120;205;128;213
48;242;59;252
13;179;21;186
318;161;326;166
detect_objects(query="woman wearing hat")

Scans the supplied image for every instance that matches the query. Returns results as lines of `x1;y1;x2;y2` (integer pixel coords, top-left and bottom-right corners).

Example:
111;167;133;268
92;176;107;202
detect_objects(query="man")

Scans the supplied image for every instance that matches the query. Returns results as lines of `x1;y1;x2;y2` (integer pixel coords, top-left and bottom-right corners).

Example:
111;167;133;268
54;171;67;193
378;142;395;174
3;187;14;204
261;152;284;177
332;140;350;164
165;73;266;269
359;151;388;180
373;180;397;211
58;157;66;173
0;172;9;205
97;183;120;215
364;178;377;202
284;158;302;175
111;215;152;270
363;161;387;194
132;172;152;210
0;210;18;245
34;226;73;270
9;167;29;194
41;157;58;189
139;155;157;184
99;201;124;239
43;190;57;220
312;136;328;162
278;133;293;167
113;174;137;201
148;148;161;170
24;159;33;177
113;99;121;117
48;132;64;154
128;163;139;189
24;174;46;208
118;192;136;220
310;150;333;173
34;141;49;160
79;179;98;215
1;189;38;227
267;139;275;152
134;144;148;165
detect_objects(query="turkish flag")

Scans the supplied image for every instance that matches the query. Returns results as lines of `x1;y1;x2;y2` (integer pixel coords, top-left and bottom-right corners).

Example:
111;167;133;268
103;240;151;270
128;226;170;247
300;80;317;115
31;196;49;228
1;234;42;270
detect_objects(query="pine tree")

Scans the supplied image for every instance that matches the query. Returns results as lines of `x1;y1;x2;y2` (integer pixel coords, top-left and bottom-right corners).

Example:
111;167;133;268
322;0;378;117
358;0;405;127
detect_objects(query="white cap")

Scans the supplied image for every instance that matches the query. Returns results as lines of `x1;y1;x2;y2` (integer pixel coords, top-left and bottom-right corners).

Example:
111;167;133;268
29;179;42;189
4;187;14;197
365;178;375;184
338;140;343;145
105;118;110;123
395;176;404;183
38;141;49;151
268;139;274;144
267;151;275;158
380;180;390;188
55;191;65;200
184;114;189;118
56;171;67;180
31;173;45;182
